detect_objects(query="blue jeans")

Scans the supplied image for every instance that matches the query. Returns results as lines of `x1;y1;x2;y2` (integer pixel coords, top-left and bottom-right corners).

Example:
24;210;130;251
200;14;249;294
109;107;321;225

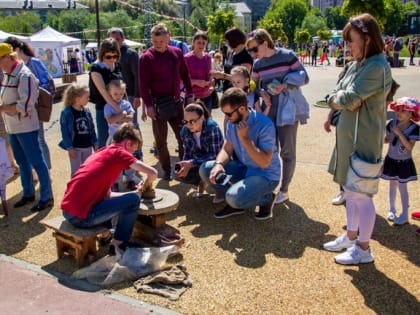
8;130;53;201
63;192;140;242
198;94;213;114
38;122;51;169
96;109;108;148
199;160;279;208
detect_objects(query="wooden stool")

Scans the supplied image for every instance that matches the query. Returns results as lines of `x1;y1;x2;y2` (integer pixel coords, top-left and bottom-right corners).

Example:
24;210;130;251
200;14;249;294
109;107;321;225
41;216;108;267
133;188;181;245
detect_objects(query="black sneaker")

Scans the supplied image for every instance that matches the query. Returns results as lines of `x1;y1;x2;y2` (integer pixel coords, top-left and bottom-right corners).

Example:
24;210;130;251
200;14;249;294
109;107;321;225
255;193;276;221
162;171;172;181
14;195;35;208
214;205;245;219
30;198;54;213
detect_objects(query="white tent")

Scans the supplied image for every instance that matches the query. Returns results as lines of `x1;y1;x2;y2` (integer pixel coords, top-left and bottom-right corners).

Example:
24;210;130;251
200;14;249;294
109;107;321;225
85;39;144;50
0;30;29;42
29;26;82;78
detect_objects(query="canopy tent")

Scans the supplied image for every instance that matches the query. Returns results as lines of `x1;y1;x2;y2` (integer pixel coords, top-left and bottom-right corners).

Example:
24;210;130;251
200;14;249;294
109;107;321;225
85;39;144;50
0;30;29;42
29;26;82;78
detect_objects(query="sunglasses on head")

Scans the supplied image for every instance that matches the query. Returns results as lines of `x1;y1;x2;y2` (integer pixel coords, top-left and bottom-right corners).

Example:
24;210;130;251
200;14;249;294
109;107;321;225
182;118;200;125
104;54;119;60
223;106;241;117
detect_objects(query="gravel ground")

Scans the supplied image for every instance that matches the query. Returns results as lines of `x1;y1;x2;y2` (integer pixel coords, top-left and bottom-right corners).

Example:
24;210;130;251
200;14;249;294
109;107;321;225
1;60;419;314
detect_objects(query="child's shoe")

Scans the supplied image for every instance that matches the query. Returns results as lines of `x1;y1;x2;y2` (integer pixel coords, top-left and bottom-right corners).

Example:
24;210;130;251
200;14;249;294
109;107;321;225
393;214;408;225
387;211;396;221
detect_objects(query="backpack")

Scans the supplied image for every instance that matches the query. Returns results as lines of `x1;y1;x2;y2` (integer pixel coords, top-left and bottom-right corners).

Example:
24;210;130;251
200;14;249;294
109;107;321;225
18;71;53;122
36;87;53;122
393;38;403;51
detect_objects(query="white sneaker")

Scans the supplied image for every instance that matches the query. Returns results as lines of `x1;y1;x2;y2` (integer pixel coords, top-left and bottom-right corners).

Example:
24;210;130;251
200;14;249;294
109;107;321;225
334;244;374;265
323;234;356;252
387;211;395;221
332;191;346;205
275;191;289;204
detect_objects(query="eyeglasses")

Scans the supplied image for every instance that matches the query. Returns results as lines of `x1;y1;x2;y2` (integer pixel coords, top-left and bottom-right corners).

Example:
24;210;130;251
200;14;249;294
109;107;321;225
349;18;368;34
104;54;119;60
223;106;241;117
182;118;200;125
247;44;260;53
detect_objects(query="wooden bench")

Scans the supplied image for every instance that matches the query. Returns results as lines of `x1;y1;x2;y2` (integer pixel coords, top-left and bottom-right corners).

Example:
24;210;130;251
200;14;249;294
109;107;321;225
133;188;182;246
41;215;108;267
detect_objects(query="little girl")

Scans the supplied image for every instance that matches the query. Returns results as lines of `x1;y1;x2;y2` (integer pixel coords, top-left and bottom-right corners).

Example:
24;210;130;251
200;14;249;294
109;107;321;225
381;97;420;225
230;65;266;114
104;80;137;191
59;83;98;176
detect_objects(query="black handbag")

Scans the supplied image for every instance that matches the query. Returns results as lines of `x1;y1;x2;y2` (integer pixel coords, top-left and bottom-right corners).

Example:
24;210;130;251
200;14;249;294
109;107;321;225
153;96;181;120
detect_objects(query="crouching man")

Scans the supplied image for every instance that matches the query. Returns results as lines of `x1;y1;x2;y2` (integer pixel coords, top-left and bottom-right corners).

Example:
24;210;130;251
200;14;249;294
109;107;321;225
199;88;281;220
61;123;158;255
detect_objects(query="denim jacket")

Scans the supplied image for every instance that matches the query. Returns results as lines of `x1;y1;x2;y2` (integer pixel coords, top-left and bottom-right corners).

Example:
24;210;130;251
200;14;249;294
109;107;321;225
59;106;98;150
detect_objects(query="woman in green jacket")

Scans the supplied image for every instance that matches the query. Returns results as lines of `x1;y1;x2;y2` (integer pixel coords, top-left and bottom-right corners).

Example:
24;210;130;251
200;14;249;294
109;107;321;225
322;13;392;265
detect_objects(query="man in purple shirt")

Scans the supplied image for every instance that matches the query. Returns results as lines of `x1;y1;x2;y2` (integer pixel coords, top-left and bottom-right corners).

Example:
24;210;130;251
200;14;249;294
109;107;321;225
139;23;194;180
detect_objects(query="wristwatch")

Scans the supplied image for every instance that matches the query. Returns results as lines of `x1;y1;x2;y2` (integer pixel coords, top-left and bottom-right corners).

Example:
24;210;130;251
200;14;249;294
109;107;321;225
214;161;224;166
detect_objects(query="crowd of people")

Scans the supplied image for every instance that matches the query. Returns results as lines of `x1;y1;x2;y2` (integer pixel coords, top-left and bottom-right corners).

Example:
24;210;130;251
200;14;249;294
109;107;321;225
1;14;420;263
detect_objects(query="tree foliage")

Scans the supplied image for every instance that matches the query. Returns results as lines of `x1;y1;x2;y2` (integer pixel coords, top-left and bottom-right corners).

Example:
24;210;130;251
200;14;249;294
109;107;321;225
257;18;285;43
0;12;41;35
317;29;332;41
324;6;348;30
341;0;385;24
264;0;308;43
300;14;327;37
384;0;404;35
207;9;235;43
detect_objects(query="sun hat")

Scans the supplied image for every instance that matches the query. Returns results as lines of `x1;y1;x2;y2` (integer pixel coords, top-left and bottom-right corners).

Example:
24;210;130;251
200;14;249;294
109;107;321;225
0;43;13;58
389;96;420;122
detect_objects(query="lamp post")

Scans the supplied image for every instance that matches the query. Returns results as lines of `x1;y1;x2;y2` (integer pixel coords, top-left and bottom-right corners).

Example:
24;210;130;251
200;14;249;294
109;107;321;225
95;0;100;48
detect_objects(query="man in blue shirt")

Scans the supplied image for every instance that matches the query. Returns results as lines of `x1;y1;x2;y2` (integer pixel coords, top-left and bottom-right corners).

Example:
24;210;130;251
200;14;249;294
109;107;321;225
199;88;281;220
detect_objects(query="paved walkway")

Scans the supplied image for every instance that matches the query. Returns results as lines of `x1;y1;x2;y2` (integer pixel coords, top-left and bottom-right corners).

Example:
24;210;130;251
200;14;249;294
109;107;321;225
0;255;181;315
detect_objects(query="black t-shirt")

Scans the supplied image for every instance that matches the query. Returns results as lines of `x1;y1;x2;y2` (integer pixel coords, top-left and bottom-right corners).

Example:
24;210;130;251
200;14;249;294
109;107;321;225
71;107;93;148
88;62;123;110
223;47;253;91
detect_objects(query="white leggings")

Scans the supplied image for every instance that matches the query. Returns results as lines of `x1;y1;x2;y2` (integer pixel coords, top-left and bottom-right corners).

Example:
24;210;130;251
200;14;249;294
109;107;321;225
389;180;409;217
344;187;376;243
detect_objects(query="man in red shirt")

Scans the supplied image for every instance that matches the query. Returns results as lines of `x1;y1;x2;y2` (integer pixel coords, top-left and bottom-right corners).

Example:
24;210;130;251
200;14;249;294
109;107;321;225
139;23;194;180
61;123;158;255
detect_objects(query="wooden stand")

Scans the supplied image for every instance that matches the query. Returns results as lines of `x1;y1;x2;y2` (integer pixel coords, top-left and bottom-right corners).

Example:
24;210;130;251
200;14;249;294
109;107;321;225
41;216;108;267
62;74;77;84
133;189;182;246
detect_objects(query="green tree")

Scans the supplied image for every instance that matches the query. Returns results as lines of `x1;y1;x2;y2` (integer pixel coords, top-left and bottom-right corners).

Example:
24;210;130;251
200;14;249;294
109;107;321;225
264;0;308;43
341;0;385;24
0;12;42;35
300;15;328;37
257;18;285;42
399;1;420;35
207;9;235;45
47;10;90;40
295;29;311;52
317;29;332;41
384;0;404;35
324;6;348;30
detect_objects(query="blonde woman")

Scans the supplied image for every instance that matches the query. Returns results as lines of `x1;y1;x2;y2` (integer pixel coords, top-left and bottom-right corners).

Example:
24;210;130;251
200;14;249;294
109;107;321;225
59;83;98;176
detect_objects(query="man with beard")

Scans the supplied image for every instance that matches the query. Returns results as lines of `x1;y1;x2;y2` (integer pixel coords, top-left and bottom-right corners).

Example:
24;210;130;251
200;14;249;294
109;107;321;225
199;88;281;220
